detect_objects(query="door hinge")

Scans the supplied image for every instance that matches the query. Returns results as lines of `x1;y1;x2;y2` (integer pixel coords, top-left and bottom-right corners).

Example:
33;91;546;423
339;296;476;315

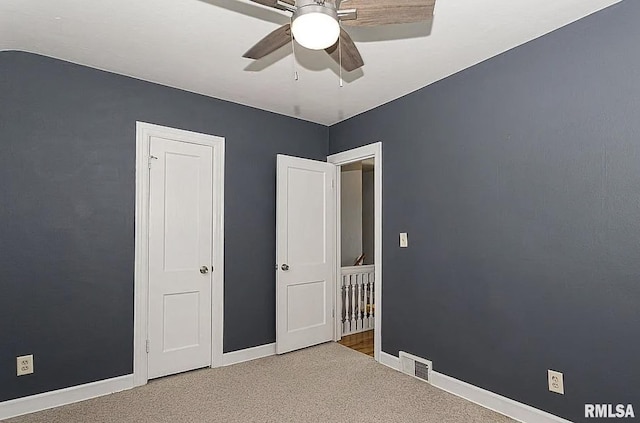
331;179;335;189
145;340;150;353
332;308;335;318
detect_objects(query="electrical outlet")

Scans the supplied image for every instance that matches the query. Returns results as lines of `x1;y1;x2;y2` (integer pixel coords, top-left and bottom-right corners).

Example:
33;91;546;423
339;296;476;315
17;355;34;376
548;369;564;394
400;232;408;248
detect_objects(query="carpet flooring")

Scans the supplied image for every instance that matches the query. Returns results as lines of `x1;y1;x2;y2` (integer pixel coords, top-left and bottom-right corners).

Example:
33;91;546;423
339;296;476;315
6;343;516;422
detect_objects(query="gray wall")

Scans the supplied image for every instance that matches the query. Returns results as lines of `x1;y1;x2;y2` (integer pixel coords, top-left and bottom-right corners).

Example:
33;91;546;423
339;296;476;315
0;51;328;402
329;2;640;421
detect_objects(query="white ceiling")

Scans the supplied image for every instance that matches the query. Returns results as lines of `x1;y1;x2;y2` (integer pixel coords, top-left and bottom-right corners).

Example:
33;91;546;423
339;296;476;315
1;0;620;125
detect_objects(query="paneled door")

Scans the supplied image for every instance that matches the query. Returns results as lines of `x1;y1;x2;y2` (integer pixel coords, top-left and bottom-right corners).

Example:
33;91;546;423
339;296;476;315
147;136;213;379
276;155;336;354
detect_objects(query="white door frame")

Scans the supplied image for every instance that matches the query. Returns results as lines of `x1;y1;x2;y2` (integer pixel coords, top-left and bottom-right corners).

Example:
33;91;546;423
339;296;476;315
327;142;382;362
133;122;225;387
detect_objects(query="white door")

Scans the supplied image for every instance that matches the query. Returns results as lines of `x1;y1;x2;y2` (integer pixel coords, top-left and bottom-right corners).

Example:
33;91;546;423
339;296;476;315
276;155;336;354
148;136;213;379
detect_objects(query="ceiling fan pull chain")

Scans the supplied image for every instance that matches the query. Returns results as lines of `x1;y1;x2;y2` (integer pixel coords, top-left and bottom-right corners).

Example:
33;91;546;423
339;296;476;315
290;17;299;81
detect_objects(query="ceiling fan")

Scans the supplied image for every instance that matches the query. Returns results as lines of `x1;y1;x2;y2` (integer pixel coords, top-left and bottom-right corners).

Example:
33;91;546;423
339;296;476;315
243;0;436;72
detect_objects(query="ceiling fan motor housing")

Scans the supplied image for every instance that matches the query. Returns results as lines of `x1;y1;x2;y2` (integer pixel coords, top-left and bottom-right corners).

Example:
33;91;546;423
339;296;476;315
293;0;338;20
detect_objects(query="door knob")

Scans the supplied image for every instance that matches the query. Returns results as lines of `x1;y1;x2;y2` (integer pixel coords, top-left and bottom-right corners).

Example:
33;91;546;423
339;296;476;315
281;264;290;271
200;266;209;274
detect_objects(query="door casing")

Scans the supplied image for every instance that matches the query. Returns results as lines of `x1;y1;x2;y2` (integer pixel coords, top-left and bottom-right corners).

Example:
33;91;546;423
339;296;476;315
133;122;225;387
328;142;382;362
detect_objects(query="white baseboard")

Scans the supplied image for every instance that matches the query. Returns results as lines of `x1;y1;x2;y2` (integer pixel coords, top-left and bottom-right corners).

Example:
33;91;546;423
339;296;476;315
0;374;134;421
379;351;401;370
431;372;573;423
221;343;276;367
377;352;572;423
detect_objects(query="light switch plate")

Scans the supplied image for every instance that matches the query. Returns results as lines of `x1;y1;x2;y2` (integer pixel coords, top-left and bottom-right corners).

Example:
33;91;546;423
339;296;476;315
400;232;408;248
548;370;564;394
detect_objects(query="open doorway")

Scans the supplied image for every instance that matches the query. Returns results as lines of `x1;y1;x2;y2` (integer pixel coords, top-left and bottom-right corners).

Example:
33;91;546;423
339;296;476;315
328;143;382;361
337;160;375;357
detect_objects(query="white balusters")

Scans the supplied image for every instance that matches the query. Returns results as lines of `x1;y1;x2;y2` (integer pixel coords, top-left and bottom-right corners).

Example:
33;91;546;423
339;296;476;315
351;274;358;331
367;271;374;328
363;271;370;328
340;275;347;332
340;265;375;336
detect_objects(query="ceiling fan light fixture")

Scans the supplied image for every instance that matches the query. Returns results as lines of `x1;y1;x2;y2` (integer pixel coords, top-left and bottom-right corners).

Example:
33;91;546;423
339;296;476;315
291;6;340;50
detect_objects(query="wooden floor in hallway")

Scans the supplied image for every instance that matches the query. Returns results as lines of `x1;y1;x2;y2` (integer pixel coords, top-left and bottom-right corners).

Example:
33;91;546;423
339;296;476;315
338;330;374;357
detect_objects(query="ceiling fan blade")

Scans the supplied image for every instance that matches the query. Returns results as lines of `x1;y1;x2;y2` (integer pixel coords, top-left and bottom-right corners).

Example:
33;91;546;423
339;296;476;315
243;24;292;60
340;0;435;26
325;29;364;72
248;0;294;8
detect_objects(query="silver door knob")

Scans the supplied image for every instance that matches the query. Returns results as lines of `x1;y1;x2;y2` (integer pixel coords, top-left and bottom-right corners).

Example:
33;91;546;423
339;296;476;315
281;264;290;271
200;266;209;274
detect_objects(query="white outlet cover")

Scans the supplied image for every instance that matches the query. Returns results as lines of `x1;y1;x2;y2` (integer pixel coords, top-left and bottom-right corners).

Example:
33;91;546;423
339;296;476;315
17;354;34;376
400;233;408;248
548;369;564;394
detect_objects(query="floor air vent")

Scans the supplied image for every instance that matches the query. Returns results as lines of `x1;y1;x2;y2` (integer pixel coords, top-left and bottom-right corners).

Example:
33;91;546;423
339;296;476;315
399;351;432;383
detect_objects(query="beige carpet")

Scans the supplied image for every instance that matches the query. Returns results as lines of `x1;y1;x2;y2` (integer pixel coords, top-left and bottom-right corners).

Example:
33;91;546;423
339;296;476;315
7;343;515;423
